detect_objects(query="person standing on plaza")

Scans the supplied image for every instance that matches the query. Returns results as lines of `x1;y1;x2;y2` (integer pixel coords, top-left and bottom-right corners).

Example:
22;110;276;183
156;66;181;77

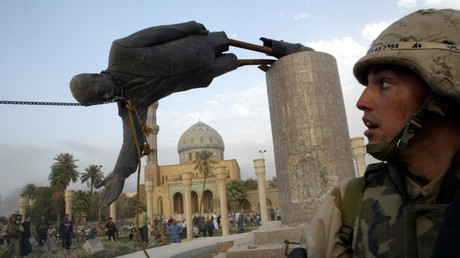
19;216;32;257
42;223;58;252
166;220;183;243
197;216;207;237
5;214;21;257
106;217;116;241
181;219;187;239
237;214;245;233
208;217;215;237
96;222;103;237
59;214;73;250
35;215;49;247
135;207;150;246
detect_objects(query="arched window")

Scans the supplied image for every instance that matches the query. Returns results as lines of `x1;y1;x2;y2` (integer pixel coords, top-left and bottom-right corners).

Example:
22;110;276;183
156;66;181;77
188;152;192;161
240;198;252;214
191;191;199;213
203;190;214;213
173;192;184;214
162;176;164;184
157;197;164;214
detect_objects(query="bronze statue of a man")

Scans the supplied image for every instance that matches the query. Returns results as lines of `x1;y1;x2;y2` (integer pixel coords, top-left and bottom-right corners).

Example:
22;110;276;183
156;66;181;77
70;20;312;207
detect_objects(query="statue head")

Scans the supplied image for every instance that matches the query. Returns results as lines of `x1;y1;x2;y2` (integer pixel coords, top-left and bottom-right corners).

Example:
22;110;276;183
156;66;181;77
70;73;121;106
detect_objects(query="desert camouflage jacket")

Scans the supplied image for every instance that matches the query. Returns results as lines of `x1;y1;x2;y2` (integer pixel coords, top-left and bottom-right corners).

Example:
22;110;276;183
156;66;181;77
305;153;460;258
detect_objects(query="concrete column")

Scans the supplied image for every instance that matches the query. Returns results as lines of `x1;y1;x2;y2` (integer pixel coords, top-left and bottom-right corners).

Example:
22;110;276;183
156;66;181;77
216;167;229;236
145;179;154;221
18;196;28;218
64;190;74;219
266;51;355;224
182;172;193;240
254;159;269;224
351;137;366;177
110;201;116;223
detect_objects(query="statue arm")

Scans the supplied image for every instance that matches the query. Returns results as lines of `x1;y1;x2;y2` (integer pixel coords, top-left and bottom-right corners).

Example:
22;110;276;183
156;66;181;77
96;102;148;207
113;20;208;48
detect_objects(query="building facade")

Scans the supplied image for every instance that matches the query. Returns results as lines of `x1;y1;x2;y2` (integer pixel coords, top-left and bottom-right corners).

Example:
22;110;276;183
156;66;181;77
141;103;279;220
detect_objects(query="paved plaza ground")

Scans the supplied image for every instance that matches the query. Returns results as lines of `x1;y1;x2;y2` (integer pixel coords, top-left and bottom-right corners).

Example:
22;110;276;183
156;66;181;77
118;232;249;258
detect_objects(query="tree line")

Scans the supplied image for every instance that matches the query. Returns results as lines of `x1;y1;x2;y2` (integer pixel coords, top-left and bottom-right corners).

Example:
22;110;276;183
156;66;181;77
20;153;140;224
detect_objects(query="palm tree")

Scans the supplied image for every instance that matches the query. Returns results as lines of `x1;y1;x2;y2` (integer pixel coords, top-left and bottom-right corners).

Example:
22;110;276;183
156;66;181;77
243;178;258;190
20;183;38;204
194;150;217;215
72;190;91;225
268;176;278;188
48;153;80;222
81;165;104;194
226;180;246;213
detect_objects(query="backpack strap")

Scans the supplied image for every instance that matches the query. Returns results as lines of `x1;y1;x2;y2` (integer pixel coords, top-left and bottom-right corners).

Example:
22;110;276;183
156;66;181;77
339;176;366;251
432;181;460;258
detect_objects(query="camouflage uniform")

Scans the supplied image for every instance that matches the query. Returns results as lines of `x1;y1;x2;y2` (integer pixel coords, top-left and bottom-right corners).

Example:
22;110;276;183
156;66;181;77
305;152;460;257
304;8;460;257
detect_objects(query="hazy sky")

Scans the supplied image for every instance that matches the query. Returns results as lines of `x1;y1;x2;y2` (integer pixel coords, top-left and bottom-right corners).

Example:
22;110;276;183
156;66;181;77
1;0;458;216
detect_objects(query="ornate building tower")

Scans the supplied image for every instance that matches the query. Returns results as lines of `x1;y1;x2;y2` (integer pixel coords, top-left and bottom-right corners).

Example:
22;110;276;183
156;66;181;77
146;102;160;166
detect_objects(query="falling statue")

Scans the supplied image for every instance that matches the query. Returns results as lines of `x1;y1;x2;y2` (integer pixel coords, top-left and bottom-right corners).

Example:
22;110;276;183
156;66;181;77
70;20;313;207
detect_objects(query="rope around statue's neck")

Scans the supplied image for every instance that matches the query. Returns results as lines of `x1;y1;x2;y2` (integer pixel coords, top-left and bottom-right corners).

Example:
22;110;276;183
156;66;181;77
126;99;151;258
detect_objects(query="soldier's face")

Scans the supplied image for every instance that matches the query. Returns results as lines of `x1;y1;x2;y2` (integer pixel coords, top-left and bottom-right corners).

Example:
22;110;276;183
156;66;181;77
356;66;428;145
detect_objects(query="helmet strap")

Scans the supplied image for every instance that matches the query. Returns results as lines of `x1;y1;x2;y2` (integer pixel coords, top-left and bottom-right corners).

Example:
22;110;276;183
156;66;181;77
366;93;445;161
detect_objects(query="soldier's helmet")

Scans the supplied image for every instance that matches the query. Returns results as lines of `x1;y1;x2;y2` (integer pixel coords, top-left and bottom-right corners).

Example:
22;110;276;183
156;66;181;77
354;9;460;103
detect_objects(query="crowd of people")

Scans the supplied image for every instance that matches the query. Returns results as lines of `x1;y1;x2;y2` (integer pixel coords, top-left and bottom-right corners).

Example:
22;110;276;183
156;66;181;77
0;208;276;257
0;213;72;257
0;213;131;257
126;208;269;246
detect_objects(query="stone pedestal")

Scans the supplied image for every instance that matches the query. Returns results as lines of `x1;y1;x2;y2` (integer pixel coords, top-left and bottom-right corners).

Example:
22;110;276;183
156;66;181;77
216;167;229;236
110;201;116;222
266;51;355;224
145;179;154;221
182;172;193;240
64;190;74;219
254;159;269;224
351;137;366;177
18;196;27;218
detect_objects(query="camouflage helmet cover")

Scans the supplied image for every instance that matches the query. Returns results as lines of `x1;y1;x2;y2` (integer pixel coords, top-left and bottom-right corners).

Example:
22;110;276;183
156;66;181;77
354;9;460;102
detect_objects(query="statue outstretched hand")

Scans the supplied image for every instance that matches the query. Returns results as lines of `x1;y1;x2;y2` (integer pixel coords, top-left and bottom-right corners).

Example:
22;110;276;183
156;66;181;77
95;168;132;207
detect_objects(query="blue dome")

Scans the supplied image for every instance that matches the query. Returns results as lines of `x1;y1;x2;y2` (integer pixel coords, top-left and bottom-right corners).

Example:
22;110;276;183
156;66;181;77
178;121;224;152
177;121;225;163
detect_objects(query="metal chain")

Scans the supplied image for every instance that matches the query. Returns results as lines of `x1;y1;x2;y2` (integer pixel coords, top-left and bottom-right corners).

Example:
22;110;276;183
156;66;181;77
0;100;115;106
1;70;127;107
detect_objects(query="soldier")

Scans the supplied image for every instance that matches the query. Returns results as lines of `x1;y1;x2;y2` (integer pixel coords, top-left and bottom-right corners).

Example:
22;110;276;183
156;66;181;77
5;215;21;257
300;9;460;257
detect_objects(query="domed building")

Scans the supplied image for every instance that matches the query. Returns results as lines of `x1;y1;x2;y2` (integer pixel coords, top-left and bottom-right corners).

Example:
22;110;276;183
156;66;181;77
142;104;243;218
178;121;225;163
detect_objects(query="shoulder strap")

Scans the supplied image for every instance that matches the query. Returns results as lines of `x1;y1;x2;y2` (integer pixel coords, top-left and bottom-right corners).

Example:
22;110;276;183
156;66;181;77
339;176;366;251
432;182;460;258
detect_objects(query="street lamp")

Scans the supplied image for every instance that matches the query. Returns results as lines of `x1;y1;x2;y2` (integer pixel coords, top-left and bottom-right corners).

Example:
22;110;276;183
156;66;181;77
259;150;266;159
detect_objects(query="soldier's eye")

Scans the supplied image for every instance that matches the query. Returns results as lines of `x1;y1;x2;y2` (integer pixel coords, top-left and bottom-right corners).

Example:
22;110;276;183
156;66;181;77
382;81;391;89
